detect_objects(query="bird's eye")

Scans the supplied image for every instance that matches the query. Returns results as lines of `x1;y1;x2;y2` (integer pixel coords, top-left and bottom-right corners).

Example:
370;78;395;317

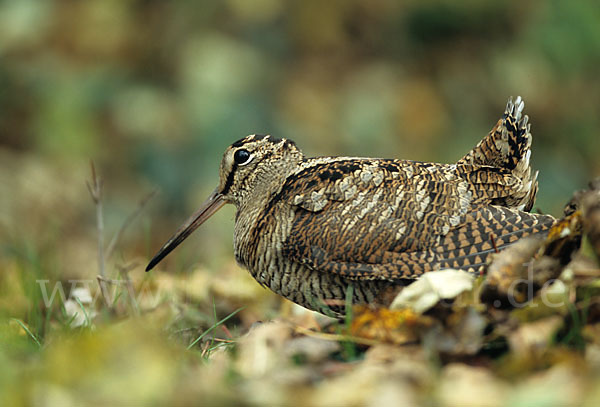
233;149;252;165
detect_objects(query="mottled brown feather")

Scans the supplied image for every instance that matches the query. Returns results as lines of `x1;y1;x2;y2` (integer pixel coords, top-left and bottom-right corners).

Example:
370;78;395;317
277;161;554;281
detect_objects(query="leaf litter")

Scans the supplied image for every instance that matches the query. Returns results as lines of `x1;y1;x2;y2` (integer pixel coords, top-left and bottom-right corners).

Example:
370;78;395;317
3;180;600;406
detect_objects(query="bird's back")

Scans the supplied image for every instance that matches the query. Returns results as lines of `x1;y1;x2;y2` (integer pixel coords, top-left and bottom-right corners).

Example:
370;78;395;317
251;158;554;280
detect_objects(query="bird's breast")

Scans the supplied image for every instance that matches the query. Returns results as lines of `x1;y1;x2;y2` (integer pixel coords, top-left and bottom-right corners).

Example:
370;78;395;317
233;201;294;276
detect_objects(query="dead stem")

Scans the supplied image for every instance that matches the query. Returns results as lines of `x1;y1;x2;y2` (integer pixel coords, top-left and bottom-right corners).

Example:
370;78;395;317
96;275;114;307
86;161;105;278
293;325;381;346
118;263;140;316
87;161;155;313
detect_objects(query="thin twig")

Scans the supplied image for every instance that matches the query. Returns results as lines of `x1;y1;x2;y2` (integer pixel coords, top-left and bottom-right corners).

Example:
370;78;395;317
96;275;114;307
205;341;235;355
293;325;381;346
87;161;105;278
220;324;233;339
96;275;124;285
118;263;140;316
200;341;210;358
210;337;235;343
490;233;499;253
105;189;158;260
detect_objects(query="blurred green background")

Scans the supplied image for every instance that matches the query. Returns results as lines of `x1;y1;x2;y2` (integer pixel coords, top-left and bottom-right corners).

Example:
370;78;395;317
1;1;600;404
1;0;599;287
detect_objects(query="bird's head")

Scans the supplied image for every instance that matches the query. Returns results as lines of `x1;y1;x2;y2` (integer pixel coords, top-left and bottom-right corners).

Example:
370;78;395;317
217;134;303;206
146;134;303;271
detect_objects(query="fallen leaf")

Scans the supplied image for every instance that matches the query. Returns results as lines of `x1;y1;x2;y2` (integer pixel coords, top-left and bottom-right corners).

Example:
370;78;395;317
480;237;544;307
390;269;475;313
350;306;432;344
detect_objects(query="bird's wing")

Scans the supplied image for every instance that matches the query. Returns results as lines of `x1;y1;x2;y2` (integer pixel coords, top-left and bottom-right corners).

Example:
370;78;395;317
272;159;554;281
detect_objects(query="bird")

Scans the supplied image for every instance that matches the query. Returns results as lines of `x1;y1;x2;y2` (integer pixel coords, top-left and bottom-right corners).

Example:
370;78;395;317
146;96;556;316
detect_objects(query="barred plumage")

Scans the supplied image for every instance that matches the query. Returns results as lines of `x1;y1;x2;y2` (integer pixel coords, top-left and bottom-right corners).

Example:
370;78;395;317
147;97;555;316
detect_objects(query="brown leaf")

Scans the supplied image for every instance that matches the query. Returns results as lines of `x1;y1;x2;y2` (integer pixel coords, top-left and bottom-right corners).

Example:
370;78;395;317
480;237;545;307
350;306;433;345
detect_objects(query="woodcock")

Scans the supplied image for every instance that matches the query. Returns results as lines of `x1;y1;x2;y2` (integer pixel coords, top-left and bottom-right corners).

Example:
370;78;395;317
146;97;556;315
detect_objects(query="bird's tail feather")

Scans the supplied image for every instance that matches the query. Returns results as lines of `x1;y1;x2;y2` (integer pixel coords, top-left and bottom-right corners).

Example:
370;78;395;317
458;96;538;211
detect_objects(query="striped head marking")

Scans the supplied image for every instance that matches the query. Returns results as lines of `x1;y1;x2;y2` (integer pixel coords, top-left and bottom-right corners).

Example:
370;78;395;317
145;134;302;271
218;134;303;205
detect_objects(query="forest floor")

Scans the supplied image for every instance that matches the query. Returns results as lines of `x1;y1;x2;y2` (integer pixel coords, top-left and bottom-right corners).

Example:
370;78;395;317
1;181;600;407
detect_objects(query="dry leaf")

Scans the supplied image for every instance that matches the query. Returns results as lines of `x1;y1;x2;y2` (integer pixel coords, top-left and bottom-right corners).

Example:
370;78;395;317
390;269;475;313
350;306;432;344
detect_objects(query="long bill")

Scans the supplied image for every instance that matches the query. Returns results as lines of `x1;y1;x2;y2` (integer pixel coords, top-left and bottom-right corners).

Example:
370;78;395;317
145;188;226;271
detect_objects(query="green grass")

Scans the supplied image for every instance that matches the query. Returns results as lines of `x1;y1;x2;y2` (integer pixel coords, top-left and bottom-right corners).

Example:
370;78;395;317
187;304;245;351
9;318;41;348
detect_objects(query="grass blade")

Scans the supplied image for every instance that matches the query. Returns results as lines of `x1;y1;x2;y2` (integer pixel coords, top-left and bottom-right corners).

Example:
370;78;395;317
74;297;91;327
11;318;42;348
187;307;245;350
